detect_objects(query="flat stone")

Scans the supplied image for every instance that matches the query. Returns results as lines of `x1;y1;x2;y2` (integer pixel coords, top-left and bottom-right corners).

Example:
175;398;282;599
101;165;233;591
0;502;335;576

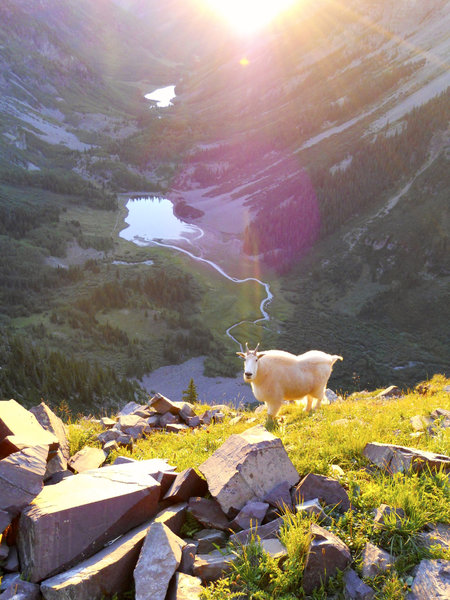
229;516;284;546
44;470;73;486
293;473;351;512
344;568;375;600
18;463;161;582
134;522;184;600
154;503;188;536
99;417;116;428
97;428;121;445
417;523;450;551
117;401;145;416
179;542;198;575
193;549;234;583
0;445;48;516
373;504;406;528
408;558;450;599
175;403;196;421
296;498;327;520
29;402;69;462
259;538;288;561
231;501;269;530
103;440;119;454
325;389;341;403
160;413;180;428
263;480;293;511
410;415;433;432
118;414;148;436
199;425;299;515
376;385;402;399
363;442;450;474
0;400;58;459
0;509;12;533
149;393;180;415
146;415;161;428
163;468;208;503
40;519;154;600
193;529;228;553
186;416;201;428
362;542;395;578
167;572;203;600
67;447;106;473
166;423;190;433
0;579;40;600
188;497;230;531
302;523;352;594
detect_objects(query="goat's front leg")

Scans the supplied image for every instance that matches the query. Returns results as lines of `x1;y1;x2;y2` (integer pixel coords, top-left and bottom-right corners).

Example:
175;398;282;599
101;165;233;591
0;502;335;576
305;395;315;412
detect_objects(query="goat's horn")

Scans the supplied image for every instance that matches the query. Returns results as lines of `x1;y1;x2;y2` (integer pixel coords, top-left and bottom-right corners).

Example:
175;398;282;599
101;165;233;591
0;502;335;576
245;342;249;352
255;342;260;352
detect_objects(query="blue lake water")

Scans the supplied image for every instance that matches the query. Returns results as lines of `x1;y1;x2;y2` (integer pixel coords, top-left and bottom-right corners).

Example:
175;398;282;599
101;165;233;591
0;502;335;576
120;196;202;245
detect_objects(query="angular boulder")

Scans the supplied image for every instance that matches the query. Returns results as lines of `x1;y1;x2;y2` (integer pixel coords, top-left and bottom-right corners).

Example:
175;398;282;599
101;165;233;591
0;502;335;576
361;542;395;578
193;549;234;583
134;522;184;600
363;442;450;474
167;572;203;600
0;445;48;517
0;399;58;459
302;523;352;594
408;558;450;600
67;447;106;473
344;568;375;600
199;425;299;515
293;473;350;512
18;463;161;582
29;402;70;476
40;519;154;600
163;468;208;503
187;497;230;531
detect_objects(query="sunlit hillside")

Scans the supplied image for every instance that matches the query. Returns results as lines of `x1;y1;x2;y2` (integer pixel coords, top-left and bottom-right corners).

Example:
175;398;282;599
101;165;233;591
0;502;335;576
0;0;448;408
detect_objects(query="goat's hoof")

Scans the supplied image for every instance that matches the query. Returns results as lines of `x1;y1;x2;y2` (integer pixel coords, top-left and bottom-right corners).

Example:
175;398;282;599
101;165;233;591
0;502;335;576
265;416;278;431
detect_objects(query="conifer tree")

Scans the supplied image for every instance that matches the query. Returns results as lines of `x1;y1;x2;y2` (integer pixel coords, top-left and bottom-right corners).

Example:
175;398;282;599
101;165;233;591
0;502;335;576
182;378;198;404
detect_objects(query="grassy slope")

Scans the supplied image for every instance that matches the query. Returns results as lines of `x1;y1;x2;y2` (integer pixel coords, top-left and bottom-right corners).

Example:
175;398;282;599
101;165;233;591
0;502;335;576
67;374;450;599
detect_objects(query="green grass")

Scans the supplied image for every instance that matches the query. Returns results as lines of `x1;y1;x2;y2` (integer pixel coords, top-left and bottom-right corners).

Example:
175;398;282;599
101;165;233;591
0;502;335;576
67;374;449;599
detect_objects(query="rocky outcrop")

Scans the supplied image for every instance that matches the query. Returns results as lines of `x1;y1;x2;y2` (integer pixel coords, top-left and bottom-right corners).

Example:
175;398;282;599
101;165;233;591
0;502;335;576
363;442;450;474
199;425;299;515
2;396;450;599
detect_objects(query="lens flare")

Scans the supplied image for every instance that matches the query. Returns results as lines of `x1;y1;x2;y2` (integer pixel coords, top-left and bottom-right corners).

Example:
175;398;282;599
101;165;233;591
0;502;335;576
205;0;297;35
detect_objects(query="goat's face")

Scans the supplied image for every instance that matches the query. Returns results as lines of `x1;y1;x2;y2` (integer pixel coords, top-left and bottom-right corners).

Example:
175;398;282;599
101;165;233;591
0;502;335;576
237;344;265;383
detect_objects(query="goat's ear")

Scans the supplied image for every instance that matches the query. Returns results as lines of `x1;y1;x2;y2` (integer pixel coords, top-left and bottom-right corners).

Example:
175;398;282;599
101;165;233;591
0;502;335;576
256;352;266;359
236;352;245;358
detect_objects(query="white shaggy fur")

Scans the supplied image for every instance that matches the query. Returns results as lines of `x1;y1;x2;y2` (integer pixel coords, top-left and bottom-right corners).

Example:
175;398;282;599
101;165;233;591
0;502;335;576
237;347;343;417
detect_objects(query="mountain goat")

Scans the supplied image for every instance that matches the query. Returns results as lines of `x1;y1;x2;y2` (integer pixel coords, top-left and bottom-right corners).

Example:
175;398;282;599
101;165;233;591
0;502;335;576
237;344;343;418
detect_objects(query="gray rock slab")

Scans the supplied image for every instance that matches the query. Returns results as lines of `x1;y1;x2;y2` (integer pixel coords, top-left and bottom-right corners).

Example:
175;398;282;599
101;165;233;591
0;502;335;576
188;497;230;531
0;400;58;459
263;480;293;511
408;558;450;599
193;548;234;583
259;538;288;561
302;523;352;594
362;542;395;578
376;386;402;398
117;414;147;436
167;572;203;600
40;519;154;600
417;523;450;551
0;509;12;533
166;423;189;433
373;504;406;528
0;579;41;600
229;516;284;546
18;465;161;582
134;521;184;600
363;442;450;474
160;413;180;428
149;393;180;415
117;402;146;416
193;529;228;553
154;503;188;536
179;542;198;575
199;425;299;515
163;468;208;503
293;473;351;512
67;447;106;473
296;498;328;520
99;417;116;428
29;403;69;462
0;445;48;516
232;501;269;530
344;568;375;600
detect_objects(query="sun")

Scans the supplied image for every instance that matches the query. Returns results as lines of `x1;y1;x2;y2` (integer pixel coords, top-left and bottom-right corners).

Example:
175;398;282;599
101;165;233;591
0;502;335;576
205;0;297;35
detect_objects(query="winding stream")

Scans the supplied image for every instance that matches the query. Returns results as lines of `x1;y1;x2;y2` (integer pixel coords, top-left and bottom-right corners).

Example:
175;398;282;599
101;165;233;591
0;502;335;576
120;196;273;348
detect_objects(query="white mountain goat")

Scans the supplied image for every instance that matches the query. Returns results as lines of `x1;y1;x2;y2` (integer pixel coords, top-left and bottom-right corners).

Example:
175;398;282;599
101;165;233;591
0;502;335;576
237;344;343;417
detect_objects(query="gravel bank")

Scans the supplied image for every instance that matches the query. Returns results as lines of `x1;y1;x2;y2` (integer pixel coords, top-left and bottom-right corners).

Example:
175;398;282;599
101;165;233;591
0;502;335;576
139;356;254;408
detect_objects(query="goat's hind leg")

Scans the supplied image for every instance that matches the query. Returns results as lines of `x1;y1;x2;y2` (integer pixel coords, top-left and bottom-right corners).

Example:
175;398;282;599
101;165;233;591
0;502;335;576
304;395;315;413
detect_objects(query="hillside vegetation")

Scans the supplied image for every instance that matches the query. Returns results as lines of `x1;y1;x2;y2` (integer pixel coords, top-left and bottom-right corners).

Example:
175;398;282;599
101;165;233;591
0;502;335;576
66;374;450;599
0;0;448;408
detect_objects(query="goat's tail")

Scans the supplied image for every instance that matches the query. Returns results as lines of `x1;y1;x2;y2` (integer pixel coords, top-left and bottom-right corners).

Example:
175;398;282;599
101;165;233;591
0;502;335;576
331;355;343;365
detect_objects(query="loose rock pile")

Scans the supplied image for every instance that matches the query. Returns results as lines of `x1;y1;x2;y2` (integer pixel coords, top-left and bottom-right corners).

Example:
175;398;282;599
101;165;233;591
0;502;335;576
1;397;449;600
